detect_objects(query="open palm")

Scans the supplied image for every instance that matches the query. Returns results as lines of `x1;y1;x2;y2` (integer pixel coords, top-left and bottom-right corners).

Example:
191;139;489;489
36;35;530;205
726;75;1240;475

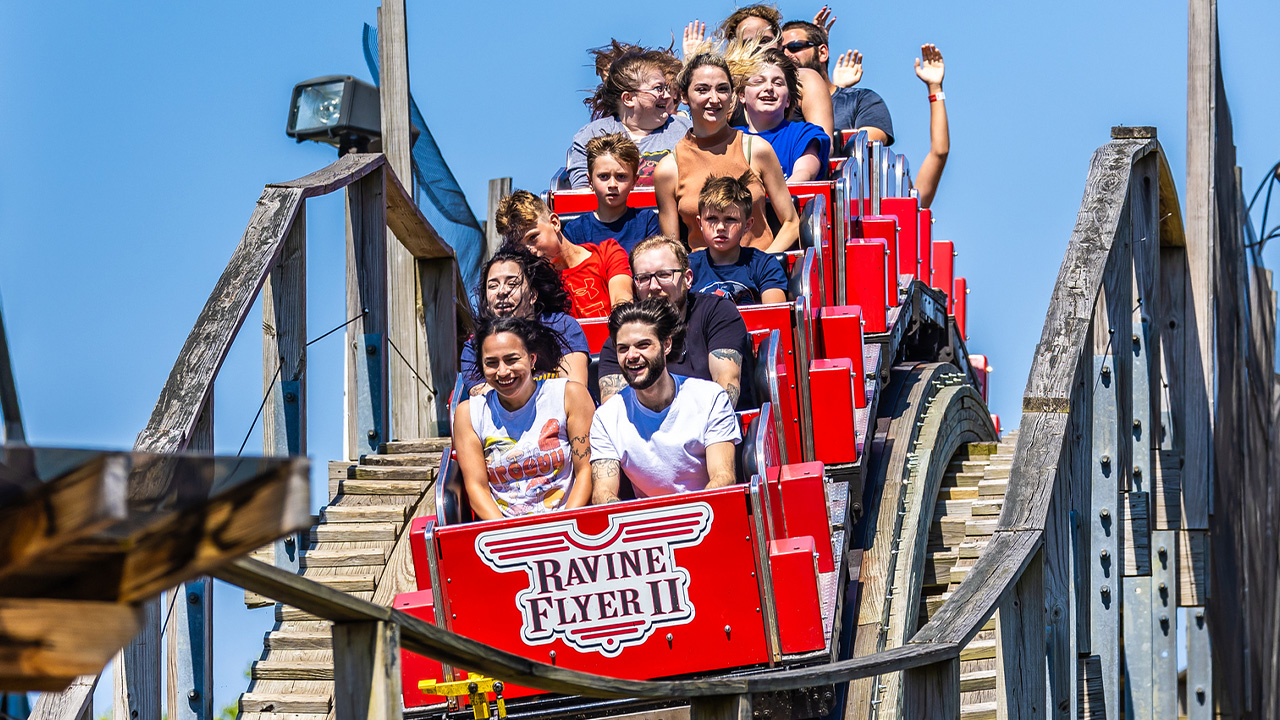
832;50;863;88
914;44;945;89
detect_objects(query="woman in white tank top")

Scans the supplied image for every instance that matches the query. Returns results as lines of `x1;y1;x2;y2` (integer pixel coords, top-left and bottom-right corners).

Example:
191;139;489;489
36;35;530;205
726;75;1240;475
452;316;595;519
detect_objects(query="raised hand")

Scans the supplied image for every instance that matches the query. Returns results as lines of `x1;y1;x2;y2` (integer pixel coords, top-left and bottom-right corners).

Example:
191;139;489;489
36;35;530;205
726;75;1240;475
832;50;863;88
914;43;945;91
813;5;837;33
683;20;706;58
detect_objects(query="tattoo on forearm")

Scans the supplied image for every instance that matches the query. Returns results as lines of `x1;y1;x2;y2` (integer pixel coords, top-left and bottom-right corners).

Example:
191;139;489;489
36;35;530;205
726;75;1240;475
569;434;590;461
725;382;741;407
710;348;743;366
599;373;627;400
591;459;622;504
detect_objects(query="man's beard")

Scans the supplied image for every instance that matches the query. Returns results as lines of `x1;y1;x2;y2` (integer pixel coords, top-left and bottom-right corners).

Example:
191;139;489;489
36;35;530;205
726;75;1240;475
622;351;667;391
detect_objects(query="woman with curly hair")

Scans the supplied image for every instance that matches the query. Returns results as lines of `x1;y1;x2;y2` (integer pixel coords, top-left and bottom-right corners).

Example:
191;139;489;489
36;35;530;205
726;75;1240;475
566;41;690;188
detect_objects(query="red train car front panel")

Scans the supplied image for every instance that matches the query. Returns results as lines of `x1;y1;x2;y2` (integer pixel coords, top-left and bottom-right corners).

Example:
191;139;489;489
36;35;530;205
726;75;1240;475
429;487;771;690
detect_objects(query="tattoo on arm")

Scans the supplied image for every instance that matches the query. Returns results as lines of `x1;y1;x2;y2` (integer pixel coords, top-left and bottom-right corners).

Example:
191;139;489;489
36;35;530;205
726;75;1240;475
710;348;743;366
569;434;590;461
725;382;740;407
591;459;623;504
599;373;627;401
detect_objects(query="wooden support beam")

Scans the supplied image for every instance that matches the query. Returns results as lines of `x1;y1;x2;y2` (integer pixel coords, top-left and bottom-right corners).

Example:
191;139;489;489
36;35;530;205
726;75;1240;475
996;547;1046;719
332;621;404;720
346;167;390;459
0;599;142;690
418;259;458;435
486;178;512;261
114;599;160;720
901;658;959;719
30;675;97;720
0;299;24;444
166;399;213;720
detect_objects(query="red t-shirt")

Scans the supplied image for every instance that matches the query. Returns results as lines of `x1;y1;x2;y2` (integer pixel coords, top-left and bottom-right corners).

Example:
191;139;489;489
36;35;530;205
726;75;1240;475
560;239;631;318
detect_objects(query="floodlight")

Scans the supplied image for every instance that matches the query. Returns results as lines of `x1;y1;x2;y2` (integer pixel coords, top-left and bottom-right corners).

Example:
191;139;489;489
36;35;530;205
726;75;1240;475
286;75;381;153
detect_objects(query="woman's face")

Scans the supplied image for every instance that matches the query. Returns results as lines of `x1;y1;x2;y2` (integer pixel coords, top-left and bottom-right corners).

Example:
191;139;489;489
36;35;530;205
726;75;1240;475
686;65;733;128
735;16;780;50
622;68;674;131
741;63;789;122
480;331;536;401
484;261;535;318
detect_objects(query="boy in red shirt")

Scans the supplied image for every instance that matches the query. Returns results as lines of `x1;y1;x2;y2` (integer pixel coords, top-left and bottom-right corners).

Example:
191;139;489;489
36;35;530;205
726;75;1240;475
495;190;633;319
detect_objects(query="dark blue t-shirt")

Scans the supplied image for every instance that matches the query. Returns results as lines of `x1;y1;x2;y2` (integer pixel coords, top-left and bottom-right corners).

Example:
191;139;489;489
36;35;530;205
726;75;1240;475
460;312;589;384
689;247;789;306
737;120;831;180
562;207;660;254
832;87;894;148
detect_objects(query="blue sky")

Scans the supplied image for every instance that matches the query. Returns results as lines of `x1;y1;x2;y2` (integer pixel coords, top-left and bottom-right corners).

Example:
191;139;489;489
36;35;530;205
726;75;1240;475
3;0;1278;714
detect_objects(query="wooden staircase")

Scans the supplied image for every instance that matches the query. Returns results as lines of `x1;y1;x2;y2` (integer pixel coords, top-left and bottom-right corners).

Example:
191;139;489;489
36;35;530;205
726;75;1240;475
919;431;1017;720
238;438;449;720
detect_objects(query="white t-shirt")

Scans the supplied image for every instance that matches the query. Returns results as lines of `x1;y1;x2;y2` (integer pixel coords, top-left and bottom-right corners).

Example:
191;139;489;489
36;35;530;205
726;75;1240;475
589;374;742;497
469;378;575;517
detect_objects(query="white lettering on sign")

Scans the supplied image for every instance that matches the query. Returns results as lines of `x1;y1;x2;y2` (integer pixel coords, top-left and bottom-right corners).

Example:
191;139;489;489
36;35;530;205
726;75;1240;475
475;503;714;657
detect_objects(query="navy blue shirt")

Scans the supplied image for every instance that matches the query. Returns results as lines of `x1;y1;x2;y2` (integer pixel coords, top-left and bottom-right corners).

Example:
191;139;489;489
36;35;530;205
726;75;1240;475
832;87;894;148
689;247;790;306
562;207;660;254
460;312;589;384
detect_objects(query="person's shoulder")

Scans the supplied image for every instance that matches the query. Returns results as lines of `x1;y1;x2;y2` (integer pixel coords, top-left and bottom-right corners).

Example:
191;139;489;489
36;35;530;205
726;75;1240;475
687;249;712;269
676;375;731;400
575;116;623;138
690;289;741;313
595;389;631;418
664;114;693;133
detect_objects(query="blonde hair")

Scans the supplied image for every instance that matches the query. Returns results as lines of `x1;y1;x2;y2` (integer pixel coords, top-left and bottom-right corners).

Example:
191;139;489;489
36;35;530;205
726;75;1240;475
585;133;641;175
719;4;782;42
630;235;690;273
494;190;550;242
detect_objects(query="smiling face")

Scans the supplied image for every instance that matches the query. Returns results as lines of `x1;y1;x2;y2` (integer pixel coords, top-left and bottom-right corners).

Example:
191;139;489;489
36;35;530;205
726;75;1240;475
621;67;674;131
616;321;671;391
484;261;535;318
698;203;753;253
589;153;636;211
781;28;825;71
741;63;790;122
518;215;563;263
480;331;537;402
735;16;779;49
686;65;734;129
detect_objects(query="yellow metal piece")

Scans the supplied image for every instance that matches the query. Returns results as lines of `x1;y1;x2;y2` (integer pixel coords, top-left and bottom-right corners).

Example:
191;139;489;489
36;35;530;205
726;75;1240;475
417;674;507;720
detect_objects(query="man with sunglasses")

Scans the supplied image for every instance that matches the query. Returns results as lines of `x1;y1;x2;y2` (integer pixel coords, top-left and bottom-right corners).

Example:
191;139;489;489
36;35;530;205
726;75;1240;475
596;235;755;409
781;20;894;146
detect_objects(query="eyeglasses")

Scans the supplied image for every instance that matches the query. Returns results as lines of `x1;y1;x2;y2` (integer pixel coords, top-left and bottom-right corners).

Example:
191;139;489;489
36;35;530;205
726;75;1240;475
637;84;673;98
782;40;817;53
633;268;684;285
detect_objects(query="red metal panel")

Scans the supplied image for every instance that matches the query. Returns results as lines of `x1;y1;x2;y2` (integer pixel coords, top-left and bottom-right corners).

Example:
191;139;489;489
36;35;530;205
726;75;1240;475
430;488;770;690
578;317;610;355
807;359;858;464
549;187;658;214
768;537;824;654
410;517;434;593
880;198;919;281
771;333;802;465
816;306;866;408
991;414;1002;435
396;590;448;707
953;277;968;341
855;216;898;306
931;239;954;307
970;353;990;403
777;463;833;572
917;208;933;286
844;240;888;333
739;304;801;457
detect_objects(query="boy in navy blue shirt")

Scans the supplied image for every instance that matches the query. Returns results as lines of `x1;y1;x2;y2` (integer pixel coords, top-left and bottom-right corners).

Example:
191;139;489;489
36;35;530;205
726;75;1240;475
562;133;660;254
689;174;789;306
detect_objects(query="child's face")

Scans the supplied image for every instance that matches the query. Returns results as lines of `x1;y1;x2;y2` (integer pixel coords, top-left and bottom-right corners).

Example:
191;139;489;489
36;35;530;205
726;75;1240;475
698;204;751;253
519;215;563;262
589;153;637;211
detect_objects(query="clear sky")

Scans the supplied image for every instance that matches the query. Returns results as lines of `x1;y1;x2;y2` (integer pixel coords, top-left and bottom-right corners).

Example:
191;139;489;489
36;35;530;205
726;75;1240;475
3;0;1278;715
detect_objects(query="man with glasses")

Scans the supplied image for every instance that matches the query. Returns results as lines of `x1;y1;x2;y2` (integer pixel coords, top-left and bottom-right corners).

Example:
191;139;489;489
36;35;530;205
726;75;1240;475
596;236;755;409
780;20;894;146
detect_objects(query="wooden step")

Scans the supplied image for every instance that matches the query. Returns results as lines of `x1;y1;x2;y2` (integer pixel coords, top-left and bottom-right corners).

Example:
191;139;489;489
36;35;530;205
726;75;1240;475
936;499;973;518
960;701;997;720
952;471;985;487
310;522;397;543
939;486;979;501
251;660;334;680
277;593;375;621
321;505;409;523
957;442;998;457
971;499;1004;517
959;669;997;693
978;479;1008;497
960;639;996;662
966;519;998;537
959;539;987;559
360;452;443;467
301;572;377;592
338;479;429;495
265;631;332;650
240;693;332;714
350;466;435;480
984;465;1012;480
301;547;389;568
379;438;452;454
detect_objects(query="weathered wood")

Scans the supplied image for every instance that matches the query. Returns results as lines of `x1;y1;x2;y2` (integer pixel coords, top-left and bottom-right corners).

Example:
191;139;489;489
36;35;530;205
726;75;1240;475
1077;655;1106;719
240;694;332;714
901;658;960;719
114;598;161;720
486;178;513;261
346;167;390;460
1121;492;1151;575
378;438;453;454
30;675;98;720
996;547;1046;719
263;200;307;459
418;258;459;436
1177;530;1209;606
332;621;403;720
0;600;140;690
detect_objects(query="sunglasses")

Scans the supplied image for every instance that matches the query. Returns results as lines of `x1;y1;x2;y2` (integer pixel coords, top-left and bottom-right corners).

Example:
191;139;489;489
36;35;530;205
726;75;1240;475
783;40;817;53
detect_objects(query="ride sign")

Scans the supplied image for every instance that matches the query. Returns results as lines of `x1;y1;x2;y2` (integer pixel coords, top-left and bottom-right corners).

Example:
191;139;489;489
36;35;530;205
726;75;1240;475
476;504;714;657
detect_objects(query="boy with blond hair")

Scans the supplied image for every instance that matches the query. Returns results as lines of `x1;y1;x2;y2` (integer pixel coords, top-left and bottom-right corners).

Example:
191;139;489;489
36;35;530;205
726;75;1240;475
563;133;660;254
495;190;633;319
688;174;789;306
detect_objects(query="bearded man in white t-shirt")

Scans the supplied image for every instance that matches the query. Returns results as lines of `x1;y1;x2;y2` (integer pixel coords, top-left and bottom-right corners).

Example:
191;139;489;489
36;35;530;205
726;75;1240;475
589;298;742;502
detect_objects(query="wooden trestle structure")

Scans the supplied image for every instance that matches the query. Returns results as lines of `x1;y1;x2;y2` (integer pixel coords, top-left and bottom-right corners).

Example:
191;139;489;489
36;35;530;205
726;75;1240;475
3;1;1279;719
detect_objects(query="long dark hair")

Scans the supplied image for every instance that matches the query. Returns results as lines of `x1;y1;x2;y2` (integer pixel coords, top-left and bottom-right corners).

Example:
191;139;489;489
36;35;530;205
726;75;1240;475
608;298;687;358
468;316;566;383
477;244;571;319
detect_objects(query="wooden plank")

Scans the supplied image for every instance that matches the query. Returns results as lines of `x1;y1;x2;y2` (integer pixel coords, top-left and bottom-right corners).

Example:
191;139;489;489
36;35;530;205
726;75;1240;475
0;599;141;690
1121;492;1151;575
263;200;307;460
302;548;388;568
486;178;513;261
996;548;1046;719
338;479;428;496
311;523;397;543
419;258;459;436
267;632;333;650
114;598;161;720
358;453;442;467
270;153;383;197
1151;450;1181;529
1177;530;1209;606
321;505;408;524
331;621;403;720
29;675;97;720
346;167;390;460
352;466;434;480
1077;655;1106;719
252;661;334;681
378;438;453;454
240;694;332;714
901;658;959;719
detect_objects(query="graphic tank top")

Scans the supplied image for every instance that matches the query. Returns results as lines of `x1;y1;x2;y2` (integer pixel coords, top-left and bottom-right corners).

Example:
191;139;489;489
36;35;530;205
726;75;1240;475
674;125;773;251
469;378;575;517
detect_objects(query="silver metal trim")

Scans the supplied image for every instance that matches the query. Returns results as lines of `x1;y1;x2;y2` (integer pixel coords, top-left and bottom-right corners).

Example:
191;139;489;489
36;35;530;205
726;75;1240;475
434;451;452;526
833;176;847;306
793;293;816;463
870;142;882;215
749;474;782;664
423;521;456;685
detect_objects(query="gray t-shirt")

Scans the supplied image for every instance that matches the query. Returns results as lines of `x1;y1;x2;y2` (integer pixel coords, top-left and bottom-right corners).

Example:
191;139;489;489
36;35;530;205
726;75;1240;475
831;87;895;148
567;115;693;188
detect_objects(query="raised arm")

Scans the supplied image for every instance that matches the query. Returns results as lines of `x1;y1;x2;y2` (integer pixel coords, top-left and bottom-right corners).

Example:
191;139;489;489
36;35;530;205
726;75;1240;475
452;400;505;521
704;441;737;489
913;44;949;209
563;381;595;509
682;20;706;59
751;140;801;253
797;68;834;139
654;154;681;239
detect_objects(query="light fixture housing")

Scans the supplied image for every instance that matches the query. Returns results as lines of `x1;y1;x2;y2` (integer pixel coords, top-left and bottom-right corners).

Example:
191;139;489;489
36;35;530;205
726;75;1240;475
286;75;381;149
